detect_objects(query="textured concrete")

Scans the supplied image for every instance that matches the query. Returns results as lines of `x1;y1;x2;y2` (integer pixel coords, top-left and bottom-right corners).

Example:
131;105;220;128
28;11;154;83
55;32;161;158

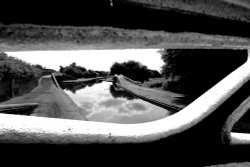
0;24;250;52
126;0;250;22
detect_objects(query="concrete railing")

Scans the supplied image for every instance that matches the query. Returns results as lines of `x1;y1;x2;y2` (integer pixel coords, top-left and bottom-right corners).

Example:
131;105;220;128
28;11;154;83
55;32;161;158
0;51;250;144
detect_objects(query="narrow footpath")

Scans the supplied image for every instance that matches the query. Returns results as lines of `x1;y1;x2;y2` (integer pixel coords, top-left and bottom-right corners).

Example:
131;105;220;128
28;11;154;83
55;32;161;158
2;75;86;120
115;75;186;112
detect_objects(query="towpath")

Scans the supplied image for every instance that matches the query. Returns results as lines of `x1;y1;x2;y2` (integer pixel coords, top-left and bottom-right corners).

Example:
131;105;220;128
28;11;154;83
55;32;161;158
115;75;186;112
2;75;86;120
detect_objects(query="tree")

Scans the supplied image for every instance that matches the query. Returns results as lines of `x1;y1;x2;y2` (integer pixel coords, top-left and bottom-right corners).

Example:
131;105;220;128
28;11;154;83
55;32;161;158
59;63;108;79
110;62;124;75
0;52;55;99
83;70;97;78
95;71;109;77
0;52;37;97
59;62;87;78
148;69;161;78
0;53;35;80
159;49;248;95
110;60;160;82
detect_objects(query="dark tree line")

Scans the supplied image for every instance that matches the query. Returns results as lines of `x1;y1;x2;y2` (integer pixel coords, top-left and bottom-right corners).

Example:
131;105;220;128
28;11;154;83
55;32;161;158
0;52;55;98
0;52;54;81
0;52;36;80
159;49;248;96
109;60;161;82
59;63;108;79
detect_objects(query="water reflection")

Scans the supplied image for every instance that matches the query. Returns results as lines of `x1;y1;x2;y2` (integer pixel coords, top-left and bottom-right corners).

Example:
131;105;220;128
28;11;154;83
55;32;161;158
109;84;137;100
63;81;170;124
61;80;102;93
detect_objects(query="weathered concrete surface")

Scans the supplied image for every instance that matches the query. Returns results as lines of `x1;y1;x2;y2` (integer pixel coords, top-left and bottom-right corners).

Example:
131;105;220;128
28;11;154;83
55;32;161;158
2;76;86;120
223;0;250;10
222;92;250;144
0;24;250;52
126;0;250;22
0;0;249;52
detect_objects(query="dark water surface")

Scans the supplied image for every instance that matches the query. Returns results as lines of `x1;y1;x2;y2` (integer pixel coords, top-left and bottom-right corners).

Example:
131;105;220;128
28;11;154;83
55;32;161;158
63;81;171;124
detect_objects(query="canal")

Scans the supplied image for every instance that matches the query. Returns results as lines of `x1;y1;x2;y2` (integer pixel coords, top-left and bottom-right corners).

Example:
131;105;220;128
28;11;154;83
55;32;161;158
62;80;172;124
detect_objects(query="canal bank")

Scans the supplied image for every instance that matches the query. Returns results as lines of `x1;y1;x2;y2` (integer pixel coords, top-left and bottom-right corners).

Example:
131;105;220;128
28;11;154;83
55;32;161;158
2;75;86;120
115;75;186;111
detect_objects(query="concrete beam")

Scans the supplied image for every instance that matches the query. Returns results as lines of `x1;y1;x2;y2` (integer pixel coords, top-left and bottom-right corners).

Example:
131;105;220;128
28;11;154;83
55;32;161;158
0;24;250;52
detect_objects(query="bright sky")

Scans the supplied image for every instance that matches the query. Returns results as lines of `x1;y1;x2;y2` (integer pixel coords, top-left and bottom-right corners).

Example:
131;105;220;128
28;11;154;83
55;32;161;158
6;49;164;72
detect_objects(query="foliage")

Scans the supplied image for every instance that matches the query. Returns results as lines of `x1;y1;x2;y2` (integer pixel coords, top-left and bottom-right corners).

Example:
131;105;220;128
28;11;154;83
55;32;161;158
59;63;87;78
0;52;34;80
0;52;54;81
33;64;55;76
160;49;248;95
59;63;108;79
110;60;161;82
142;77;167;89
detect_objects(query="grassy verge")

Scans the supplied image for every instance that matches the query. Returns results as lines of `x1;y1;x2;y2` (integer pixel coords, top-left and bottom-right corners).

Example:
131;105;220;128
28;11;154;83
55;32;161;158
142;77;166;89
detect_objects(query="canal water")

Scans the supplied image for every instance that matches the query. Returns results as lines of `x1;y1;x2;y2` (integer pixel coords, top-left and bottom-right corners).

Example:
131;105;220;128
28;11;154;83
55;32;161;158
62;81;171;124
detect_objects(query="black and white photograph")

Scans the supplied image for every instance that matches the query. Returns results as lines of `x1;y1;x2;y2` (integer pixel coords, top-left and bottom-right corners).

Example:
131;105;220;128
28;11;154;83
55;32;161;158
0;0;250;166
